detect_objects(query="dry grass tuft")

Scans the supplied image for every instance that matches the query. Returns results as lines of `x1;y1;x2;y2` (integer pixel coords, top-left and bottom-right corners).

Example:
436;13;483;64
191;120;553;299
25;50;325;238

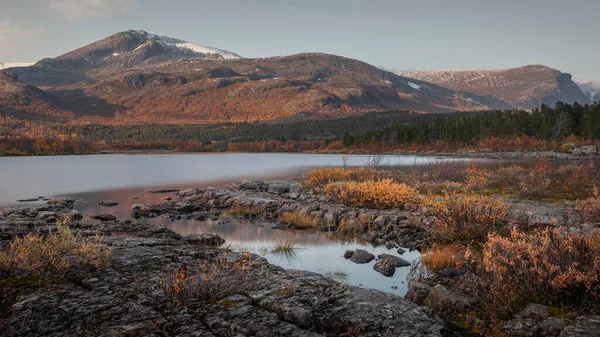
278;210;321;228
161;251;258;305
421;244;465;272
0;223;111;279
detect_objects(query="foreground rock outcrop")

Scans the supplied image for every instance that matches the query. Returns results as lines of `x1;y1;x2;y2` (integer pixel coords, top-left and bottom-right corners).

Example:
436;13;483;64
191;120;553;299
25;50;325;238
0;203;448;337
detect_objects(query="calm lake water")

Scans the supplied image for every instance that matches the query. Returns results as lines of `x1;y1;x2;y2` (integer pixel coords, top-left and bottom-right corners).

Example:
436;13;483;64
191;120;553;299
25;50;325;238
0;153;495;295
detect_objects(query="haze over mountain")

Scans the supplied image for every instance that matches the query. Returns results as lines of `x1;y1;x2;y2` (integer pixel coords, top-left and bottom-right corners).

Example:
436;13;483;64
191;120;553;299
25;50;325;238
0;30;592;125
400;66;591;109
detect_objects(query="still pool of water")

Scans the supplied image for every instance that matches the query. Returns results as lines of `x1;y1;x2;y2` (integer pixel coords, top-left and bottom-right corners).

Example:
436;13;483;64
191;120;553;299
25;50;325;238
0;153;496;295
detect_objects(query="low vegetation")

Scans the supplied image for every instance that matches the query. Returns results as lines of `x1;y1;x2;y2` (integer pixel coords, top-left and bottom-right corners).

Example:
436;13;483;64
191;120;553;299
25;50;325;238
425;194;509;245
278;210;321;229
161;251;257;305
575;190;600;222
0;222;111;280
421;244;466;272
323;179;417;209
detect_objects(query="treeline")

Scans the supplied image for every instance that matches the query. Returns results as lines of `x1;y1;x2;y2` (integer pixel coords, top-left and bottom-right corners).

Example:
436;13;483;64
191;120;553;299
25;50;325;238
343;102;600;150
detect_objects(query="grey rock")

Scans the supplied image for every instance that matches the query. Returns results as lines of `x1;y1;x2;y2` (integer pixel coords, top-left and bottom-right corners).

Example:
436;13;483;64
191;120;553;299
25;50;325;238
267;182;291;195
424;285;474;310
37;211;57;221
560;316;600;337
148;189;180;193
343;250;354;259
91;214;117;222
378;253;411;267
517;303;551;320
405;281;432;306
98;200;119;207
502;318;538;336
66;209;83;221
373;259;396;277
539;317;567;337
182;233;225;247
349;249;375;264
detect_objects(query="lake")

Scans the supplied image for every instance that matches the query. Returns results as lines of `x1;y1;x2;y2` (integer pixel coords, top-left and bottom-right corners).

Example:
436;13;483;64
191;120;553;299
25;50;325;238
0;153;494;295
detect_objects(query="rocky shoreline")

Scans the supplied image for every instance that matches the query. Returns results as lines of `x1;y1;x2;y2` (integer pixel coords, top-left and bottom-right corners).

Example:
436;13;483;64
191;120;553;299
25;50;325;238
1;196;448;336
0;178;595;336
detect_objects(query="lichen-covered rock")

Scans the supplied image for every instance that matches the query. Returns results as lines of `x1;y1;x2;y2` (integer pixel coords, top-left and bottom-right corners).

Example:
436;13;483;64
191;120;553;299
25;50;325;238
182;233;225;247
373;259;396;277
378;253;411;267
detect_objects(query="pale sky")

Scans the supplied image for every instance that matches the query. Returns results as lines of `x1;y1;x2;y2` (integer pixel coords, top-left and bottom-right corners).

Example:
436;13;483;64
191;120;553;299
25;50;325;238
0;0;598;80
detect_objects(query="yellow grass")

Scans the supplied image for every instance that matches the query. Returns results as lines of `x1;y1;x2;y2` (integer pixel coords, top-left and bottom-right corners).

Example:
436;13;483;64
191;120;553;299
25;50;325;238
323;179;417;209
278;210;321;228
421;244;465;272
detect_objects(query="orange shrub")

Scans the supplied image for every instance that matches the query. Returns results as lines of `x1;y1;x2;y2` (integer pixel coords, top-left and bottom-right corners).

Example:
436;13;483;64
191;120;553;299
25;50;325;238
426;194;509;244
478;229;600;308
575;190;600;222
323;179;417;209
302;167;376;190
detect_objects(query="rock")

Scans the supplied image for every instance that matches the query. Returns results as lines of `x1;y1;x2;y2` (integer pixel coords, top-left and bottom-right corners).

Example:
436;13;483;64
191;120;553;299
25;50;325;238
37;211;57;221
349;249;375;264
91;214;117;222
238;180;265;191
373;259;396;277
517;303;551;320
424;285;474;310
148;189;179;193
343;250;354;259
132;196;139;199
502;318;538;336
405;281;433;306
560;316;600;337
182;233;225;247
436;267;466;278
98;200;119;207
17;198;39;202
65;209;83;221
397;247;406;254
267;182;291;195
539;317;567;336
162;197;172;201
377;253;411;267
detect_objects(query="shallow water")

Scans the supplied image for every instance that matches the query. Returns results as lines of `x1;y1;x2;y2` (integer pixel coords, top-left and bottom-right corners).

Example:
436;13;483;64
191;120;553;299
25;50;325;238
0;153;475;206
0;153;502;295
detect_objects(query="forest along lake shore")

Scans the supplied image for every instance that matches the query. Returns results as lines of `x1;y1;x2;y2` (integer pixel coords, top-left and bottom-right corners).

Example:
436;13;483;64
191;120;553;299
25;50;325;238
2;160;600;336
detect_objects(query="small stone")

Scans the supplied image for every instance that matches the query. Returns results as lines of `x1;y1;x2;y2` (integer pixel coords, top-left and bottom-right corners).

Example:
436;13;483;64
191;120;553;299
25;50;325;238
344;250;354;259
91;214;117;221
377;253;411;267
182;233;225;247
98;200;119;207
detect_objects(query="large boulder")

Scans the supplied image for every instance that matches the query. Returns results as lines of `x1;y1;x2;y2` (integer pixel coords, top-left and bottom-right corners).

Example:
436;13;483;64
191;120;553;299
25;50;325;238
377;253;411;267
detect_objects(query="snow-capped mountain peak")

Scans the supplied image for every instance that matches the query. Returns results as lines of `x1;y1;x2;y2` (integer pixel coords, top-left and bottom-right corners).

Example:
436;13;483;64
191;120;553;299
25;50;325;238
57;30;241;62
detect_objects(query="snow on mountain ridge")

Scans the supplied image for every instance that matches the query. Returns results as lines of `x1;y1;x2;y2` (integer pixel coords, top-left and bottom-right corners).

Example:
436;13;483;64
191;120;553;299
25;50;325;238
131;30;241;60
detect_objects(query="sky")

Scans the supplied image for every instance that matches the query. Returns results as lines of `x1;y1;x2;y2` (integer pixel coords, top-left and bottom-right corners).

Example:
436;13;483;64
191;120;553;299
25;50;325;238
0;0;598;80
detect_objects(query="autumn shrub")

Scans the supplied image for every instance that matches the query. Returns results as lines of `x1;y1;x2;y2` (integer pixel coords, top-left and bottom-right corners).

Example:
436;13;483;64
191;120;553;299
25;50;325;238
575;190;600;222
517;159;551;198
421;244;466;272
556;163;598;199
465;166;491;192
488;166;526;190
0;223;111;279
302;167;376;190
426;194;509;245
278;210;321;228
323;179;417;209
161;251;257;305
473;229;600;313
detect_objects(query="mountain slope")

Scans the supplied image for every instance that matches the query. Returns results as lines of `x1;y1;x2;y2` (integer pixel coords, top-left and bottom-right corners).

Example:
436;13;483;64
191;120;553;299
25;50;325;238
11;30;241;87
400;65;591;108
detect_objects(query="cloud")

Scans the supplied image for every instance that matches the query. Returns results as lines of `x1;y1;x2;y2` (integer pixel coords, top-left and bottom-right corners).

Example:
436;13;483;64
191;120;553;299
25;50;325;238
0;22;42;50
48;0;135;19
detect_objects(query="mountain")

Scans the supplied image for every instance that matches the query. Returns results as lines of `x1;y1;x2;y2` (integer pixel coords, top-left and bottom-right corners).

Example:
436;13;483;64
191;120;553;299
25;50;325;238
400;65;592;108
0;62;35;70
2;30;514;123
0;70;73;121
10;30;242;87
576;80;600;101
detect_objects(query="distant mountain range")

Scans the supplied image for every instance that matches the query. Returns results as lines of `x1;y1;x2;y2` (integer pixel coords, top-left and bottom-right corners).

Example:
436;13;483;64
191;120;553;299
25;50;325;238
0;30;594;124
400;66;593;108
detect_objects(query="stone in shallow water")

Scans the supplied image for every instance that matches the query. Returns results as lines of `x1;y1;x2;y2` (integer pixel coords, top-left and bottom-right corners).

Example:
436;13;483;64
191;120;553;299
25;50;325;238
98;200;119;207
182;233;225;247
349;249;375;264
377;253;411;267
91;214;117;222
373;259;396;277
